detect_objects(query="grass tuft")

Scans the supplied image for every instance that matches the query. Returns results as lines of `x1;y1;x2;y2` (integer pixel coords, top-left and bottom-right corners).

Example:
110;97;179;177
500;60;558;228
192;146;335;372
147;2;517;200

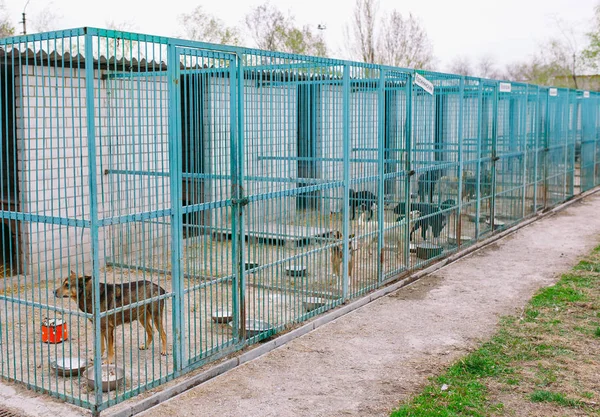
529;390;583;407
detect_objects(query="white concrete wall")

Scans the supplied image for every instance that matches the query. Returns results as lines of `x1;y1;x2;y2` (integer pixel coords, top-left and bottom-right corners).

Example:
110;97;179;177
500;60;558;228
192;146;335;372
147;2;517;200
205;76;298;229
15;65;171;278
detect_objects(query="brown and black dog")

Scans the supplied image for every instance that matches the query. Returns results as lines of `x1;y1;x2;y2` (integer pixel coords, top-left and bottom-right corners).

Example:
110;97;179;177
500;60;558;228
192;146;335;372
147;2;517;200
54;271;167;364
330;231;356;280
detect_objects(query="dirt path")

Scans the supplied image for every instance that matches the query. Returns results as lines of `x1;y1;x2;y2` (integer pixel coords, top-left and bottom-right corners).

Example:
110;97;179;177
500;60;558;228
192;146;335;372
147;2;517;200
135;193;600;417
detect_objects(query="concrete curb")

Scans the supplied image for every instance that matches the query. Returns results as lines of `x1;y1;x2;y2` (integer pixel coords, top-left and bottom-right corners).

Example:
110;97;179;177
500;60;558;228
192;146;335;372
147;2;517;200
106;187;599;417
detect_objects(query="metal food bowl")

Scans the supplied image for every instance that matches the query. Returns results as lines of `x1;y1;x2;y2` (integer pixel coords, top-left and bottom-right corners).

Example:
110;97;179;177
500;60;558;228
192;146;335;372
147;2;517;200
229;319;273;338
211;310;234;324
485;218;506;230
84;364;124;392
466;213;486;223
285;264;307;277
50;357;88;377
303;297;328;312
416;243;443;260
448;235;473;246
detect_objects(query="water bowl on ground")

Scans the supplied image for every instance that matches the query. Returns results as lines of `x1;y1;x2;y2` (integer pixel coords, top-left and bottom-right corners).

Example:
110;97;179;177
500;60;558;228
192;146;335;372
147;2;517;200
84;364;124;392
50;357;88;377
229;319;273;338
303;297;328;312
448;235;473;246
416;243;443;259
211;310;234;324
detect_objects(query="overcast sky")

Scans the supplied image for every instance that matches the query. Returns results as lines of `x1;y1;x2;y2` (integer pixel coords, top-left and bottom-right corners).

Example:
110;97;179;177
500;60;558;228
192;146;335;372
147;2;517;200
3;0;598;70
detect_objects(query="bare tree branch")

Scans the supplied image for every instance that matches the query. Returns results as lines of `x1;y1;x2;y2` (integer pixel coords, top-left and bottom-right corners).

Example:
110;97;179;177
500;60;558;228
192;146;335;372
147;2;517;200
179;5;240;45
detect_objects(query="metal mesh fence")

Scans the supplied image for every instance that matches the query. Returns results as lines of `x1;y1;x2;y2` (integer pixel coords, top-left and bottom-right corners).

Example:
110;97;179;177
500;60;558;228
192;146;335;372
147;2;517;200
0;27;598;414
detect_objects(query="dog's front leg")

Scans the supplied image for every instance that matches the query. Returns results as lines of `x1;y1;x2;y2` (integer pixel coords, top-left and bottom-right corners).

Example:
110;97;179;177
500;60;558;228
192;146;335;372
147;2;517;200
100;331;106;359
103;327;116;365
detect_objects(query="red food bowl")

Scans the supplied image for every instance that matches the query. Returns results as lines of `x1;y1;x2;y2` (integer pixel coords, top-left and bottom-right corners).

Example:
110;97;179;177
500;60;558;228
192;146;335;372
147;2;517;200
42;318;68;344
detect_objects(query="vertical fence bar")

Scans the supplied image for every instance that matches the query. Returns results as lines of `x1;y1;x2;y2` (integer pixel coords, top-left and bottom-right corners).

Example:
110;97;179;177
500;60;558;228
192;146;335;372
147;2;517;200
533;87;540;213
543;91;550;208
456;76;465;246
342;64;350;299
377;68;385;282
167;42;185;371
490;83;499;229
233;52;245;341
522;87;529;219
84;30;103;412
404;73;413;266
475;81;484;238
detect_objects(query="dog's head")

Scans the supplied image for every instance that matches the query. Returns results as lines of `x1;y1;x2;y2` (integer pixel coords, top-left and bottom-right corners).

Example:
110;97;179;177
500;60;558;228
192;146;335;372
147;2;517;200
54;271;91;299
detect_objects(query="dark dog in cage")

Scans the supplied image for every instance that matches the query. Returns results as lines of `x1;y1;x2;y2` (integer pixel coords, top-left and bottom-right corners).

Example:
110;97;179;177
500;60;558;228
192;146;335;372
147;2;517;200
349;189;377;220
463;170;493;202
394;199;456;241
54;271;168;364
330;230;356;280
417;167;445;202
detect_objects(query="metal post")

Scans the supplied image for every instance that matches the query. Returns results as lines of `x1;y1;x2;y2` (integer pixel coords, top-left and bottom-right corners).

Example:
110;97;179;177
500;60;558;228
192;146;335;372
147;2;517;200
84;29;103;409
342;64;350;299
522;88;528;219
490;83;499;230
544;90;550;208
475;81;484;238
232;52;246;341
167;42;186;371
404;73;413;267
533;87;540;213
377;68;385;282
456;76;465;246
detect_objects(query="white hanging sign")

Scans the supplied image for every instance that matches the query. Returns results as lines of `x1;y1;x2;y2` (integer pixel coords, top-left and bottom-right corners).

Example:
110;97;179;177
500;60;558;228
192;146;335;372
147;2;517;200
584;91;590;98
549;88;558;97
414;73;434;95
499;82;512;93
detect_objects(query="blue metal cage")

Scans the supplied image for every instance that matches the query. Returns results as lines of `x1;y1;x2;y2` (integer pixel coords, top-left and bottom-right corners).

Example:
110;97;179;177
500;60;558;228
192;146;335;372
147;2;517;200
0;27;598;414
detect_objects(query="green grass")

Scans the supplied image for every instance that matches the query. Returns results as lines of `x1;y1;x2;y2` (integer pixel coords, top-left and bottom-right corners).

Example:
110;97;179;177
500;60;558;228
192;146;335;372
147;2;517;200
391;245;600;417
573;260;600;273
530;390;583;407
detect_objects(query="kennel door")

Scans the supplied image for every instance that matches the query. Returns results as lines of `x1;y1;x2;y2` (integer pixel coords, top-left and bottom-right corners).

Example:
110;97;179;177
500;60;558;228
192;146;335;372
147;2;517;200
170;46;242;368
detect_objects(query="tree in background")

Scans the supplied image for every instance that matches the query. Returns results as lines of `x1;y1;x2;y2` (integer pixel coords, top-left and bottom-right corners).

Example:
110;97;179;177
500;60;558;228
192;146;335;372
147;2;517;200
348;0;378;63
179;5;239;45
476;55;501;79
503;17;588;88
29;1;62;33
0;0;14;38
584;4;600;72
244;2;326;56
378;11;434;69
346;0;434;69
447;55;502;79
447;56;473;76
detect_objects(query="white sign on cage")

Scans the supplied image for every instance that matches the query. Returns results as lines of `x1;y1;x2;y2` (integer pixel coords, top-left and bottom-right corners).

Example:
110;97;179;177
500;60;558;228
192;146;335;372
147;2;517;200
584;91;590;98
414;73;434;95
499;82;512;93
549;88;558;97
